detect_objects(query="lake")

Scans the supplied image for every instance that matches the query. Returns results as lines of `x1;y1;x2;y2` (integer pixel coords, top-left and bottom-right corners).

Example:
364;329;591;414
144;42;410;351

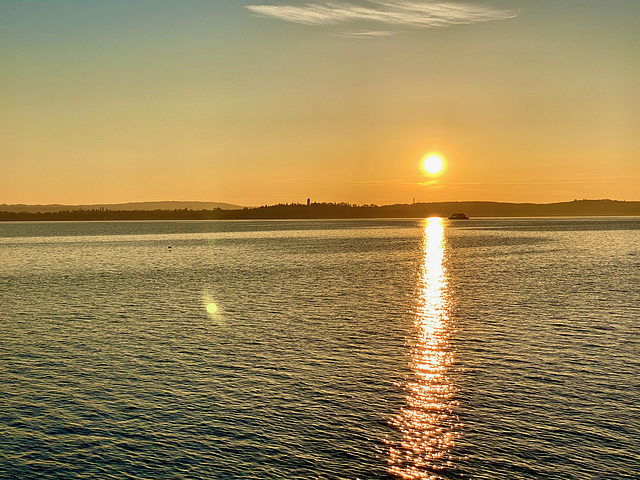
1;218;638;479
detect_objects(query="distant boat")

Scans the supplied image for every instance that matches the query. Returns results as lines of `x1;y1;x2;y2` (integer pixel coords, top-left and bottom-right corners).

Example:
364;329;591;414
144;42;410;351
448;213;469;220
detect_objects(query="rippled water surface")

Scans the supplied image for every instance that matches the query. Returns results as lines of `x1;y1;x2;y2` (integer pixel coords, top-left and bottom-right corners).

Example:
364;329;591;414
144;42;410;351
1;218;639;479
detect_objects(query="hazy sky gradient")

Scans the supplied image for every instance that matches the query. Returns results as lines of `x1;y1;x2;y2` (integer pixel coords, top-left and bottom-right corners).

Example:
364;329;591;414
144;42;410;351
2;0;639;205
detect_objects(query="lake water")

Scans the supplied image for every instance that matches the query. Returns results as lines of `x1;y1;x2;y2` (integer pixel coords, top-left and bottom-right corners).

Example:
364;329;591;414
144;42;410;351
1;218;639;479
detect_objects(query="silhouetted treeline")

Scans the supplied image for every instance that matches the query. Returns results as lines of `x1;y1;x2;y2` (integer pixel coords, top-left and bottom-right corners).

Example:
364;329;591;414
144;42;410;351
0;201;242;213
1;200;639;221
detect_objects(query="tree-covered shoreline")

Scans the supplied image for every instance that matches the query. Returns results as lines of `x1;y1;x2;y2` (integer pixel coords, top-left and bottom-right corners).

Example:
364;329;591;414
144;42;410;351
1;200;639;221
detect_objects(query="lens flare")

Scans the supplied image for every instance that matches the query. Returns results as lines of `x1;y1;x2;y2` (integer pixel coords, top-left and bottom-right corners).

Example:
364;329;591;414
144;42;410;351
206;303;218;314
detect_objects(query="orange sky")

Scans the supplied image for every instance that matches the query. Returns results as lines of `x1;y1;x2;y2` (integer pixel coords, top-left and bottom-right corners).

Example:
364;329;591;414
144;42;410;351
2;1;639;206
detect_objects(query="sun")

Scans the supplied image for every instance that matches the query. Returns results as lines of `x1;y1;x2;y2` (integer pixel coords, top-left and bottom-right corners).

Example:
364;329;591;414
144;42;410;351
423;154;444;175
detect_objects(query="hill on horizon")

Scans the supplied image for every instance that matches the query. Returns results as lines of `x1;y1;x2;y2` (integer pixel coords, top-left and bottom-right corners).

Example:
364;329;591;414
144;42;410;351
0;201;244;213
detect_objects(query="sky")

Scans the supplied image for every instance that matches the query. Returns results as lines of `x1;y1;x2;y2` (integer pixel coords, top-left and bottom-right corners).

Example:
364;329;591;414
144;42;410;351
2;0;639;206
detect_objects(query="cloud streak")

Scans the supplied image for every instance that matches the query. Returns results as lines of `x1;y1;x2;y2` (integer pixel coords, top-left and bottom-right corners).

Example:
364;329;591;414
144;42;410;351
332;30;396;38
246;1;516;28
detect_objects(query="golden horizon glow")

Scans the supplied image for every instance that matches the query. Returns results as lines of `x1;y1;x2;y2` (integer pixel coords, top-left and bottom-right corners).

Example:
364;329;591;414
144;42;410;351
388;217;461;478
423;155;445;175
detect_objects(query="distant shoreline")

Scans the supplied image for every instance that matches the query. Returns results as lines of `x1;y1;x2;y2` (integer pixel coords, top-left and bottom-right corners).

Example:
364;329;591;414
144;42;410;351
1;200;639;221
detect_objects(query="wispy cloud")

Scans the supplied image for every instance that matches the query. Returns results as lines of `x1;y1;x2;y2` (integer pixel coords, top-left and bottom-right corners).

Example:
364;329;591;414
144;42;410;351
246;1;516;29
332;30;396;38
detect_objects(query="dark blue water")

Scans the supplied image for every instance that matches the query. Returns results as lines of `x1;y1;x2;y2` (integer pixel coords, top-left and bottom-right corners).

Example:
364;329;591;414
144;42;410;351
1;218;638;479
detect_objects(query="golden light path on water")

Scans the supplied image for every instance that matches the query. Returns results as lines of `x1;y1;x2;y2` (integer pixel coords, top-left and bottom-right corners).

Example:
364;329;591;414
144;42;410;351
389;217;461;479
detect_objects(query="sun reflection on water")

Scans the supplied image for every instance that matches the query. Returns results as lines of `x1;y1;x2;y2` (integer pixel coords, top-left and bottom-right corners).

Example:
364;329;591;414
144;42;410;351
388;217;461;479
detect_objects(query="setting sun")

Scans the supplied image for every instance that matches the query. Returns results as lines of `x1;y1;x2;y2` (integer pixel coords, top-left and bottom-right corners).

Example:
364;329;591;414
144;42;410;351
423;155;445;175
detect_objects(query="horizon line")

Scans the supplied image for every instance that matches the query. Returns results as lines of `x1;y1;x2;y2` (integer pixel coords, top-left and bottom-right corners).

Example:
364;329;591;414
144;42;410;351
2;198;640;209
